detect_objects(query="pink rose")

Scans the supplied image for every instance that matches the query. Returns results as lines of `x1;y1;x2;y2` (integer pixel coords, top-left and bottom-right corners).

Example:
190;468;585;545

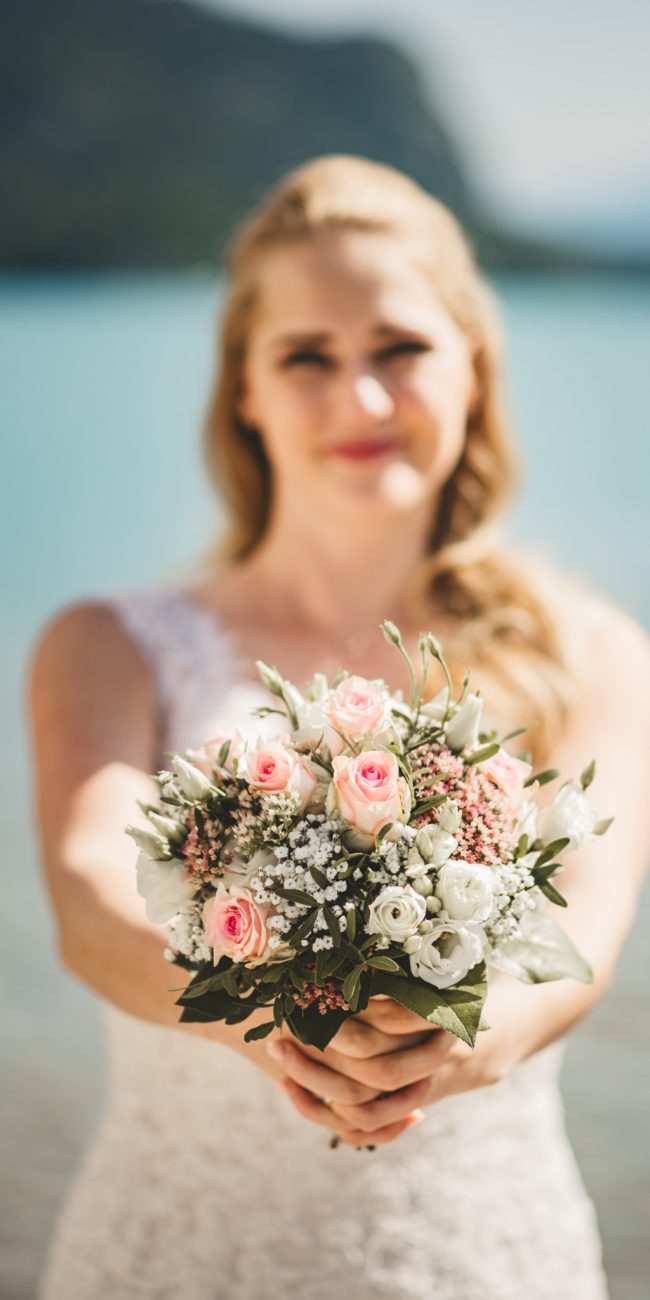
482;747;532;805
327;749;411;844
203;885;270;966
327;675;388;737
238;740;317;811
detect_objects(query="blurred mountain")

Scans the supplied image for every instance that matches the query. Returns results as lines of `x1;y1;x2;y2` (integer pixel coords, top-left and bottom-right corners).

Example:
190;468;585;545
539;180;650;262
0;0;633;270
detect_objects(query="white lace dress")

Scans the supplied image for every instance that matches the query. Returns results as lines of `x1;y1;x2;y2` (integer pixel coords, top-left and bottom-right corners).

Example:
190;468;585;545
38;584;609;1300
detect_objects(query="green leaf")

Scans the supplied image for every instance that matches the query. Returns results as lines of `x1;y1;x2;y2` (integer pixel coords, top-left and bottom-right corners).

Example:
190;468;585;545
342;963;365;1011
365;955;402;972
322;904;342;947
243;1020;276;1042
309;864;329;889
345;909;357;942
321;948;348;979
490;909;592;984
523;767;560;789
515;833;529;859
538;880;568;907
288;907;319;945
285;1003;351;1052
594;816;614;836
499;725;528;744
580;759;596;790
412;794;448;815
534;837;571;867
534;862;564;883
370;963;488;1048
374;822;394;848
275;887;316;907
466;742;501;766
314;949;328;985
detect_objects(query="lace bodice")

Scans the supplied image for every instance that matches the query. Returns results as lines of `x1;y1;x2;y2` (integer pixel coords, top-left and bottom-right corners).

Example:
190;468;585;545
38;581;609;1300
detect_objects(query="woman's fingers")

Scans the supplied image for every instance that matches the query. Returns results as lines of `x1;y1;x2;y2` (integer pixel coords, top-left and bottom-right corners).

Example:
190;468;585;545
279;1079;424;1147
323;1026;454;1092
330;1075;432;1134
355;995;433;1036
267;1038;380;1104
331;1015;432;1059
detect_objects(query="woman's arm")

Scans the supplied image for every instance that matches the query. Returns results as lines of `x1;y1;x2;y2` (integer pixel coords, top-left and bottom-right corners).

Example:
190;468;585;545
27;601;424;1146
272;602;650;1130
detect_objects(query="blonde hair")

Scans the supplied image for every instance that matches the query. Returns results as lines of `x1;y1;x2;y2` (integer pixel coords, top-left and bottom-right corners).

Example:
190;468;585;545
201;154;596;765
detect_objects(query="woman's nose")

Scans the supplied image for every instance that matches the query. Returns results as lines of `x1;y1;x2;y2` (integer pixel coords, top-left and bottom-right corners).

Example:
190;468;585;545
338;372;395;423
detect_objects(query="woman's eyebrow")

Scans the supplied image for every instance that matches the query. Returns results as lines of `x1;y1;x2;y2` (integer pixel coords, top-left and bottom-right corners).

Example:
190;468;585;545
267;323;422;351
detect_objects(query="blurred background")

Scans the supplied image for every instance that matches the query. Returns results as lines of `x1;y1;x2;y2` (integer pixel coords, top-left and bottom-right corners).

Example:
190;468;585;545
1;1;649;1296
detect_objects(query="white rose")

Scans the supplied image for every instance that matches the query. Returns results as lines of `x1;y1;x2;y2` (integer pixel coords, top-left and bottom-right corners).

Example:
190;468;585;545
435;859;495;923
445;692;484;752
537;781;599;851
366;885;427;942
136;852;196;923
409;919;485;988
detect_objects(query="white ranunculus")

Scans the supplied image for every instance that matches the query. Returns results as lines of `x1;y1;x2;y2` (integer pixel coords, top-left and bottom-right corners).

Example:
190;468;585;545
171;755;214;800
537;781;599;851
445;693;484;752
435;859;495;923
516;800;538;844
136;852;196;923
366;884;427;942
409;919;485;988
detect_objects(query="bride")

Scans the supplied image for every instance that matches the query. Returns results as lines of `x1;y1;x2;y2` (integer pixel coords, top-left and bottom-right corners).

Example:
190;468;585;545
29;155;649;1299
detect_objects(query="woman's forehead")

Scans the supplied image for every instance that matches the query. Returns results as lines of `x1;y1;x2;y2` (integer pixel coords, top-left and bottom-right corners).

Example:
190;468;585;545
250;234;453;344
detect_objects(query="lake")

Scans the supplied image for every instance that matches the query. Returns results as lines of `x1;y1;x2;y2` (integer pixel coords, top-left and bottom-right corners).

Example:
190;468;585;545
1;271;648;1300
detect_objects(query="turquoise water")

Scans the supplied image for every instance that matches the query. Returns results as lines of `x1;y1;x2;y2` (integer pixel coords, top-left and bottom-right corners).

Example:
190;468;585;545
1;273;649;1299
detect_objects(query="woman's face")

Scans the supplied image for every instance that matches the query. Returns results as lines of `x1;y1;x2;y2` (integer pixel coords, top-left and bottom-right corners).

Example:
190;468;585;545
237;231;479;520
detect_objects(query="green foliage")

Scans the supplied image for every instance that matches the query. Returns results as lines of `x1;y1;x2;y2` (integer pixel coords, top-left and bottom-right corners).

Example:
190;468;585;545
490;910;593;985
370;963;487;1048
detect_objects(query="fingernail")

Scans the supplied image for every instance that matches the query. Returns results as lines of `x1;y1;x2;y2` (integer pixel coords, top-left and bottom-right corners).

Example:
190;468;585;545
407;1110;425;1125
266;1041;285;1060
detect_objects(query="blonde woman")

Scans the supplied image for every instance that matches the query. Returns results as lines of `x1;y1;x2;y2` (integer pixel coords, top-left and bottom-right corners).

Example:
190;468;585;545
29;155;650;1300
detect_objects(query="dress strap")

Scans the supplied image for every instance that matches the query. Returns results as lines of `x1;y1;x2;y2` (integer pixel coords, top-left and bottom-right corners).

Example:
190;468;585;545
101;584;236;761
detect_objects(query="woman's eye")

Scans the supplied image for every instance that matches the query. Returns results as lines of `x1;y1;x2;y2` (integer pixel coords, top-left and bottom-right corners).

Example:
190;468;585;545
282;351;332;368
280;341;431;369
382;341;431;359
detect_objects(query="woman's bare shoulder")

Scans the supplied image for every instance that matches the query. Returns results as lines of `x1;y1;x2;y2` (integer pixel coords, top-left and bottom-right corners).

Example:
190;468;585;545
26;599;157;767
28;598;150;692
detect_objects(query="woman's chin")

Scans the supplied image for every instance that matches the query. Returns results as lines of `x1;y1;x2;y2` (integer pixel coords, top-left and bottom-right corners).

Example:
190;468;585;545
322;458;431;513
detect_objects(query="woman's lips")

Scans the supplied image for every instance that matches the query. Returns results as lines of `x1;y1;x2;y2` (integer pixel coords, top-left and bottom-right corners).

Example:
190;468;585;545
328;437;401;461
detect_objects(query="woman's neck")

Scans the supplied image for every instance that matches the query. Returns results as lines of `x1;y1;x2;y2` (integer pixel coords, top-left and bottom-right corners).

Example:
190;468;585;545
217;507;439;638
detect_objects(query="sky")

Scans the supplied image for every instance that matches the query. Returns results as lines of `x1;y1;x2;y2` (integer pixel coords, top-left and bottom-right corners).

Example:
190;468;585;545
192;0;650;248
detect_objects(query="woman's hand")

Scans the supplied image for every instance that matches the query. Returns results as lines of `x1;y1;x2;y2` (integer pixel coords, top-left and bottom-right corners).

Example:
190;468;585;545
264;997;451;1146
266;987;524;1142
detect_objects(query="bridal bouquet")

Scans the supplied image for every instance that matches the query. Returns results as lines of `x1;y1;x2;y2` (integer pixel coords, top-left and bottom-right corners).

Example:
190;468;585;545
126;623;611;1053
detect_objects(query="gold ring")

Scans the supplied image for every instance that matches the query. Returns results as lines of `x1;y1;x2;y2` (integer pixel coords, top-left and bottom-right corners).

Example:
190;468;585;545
322;1096;334;1107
